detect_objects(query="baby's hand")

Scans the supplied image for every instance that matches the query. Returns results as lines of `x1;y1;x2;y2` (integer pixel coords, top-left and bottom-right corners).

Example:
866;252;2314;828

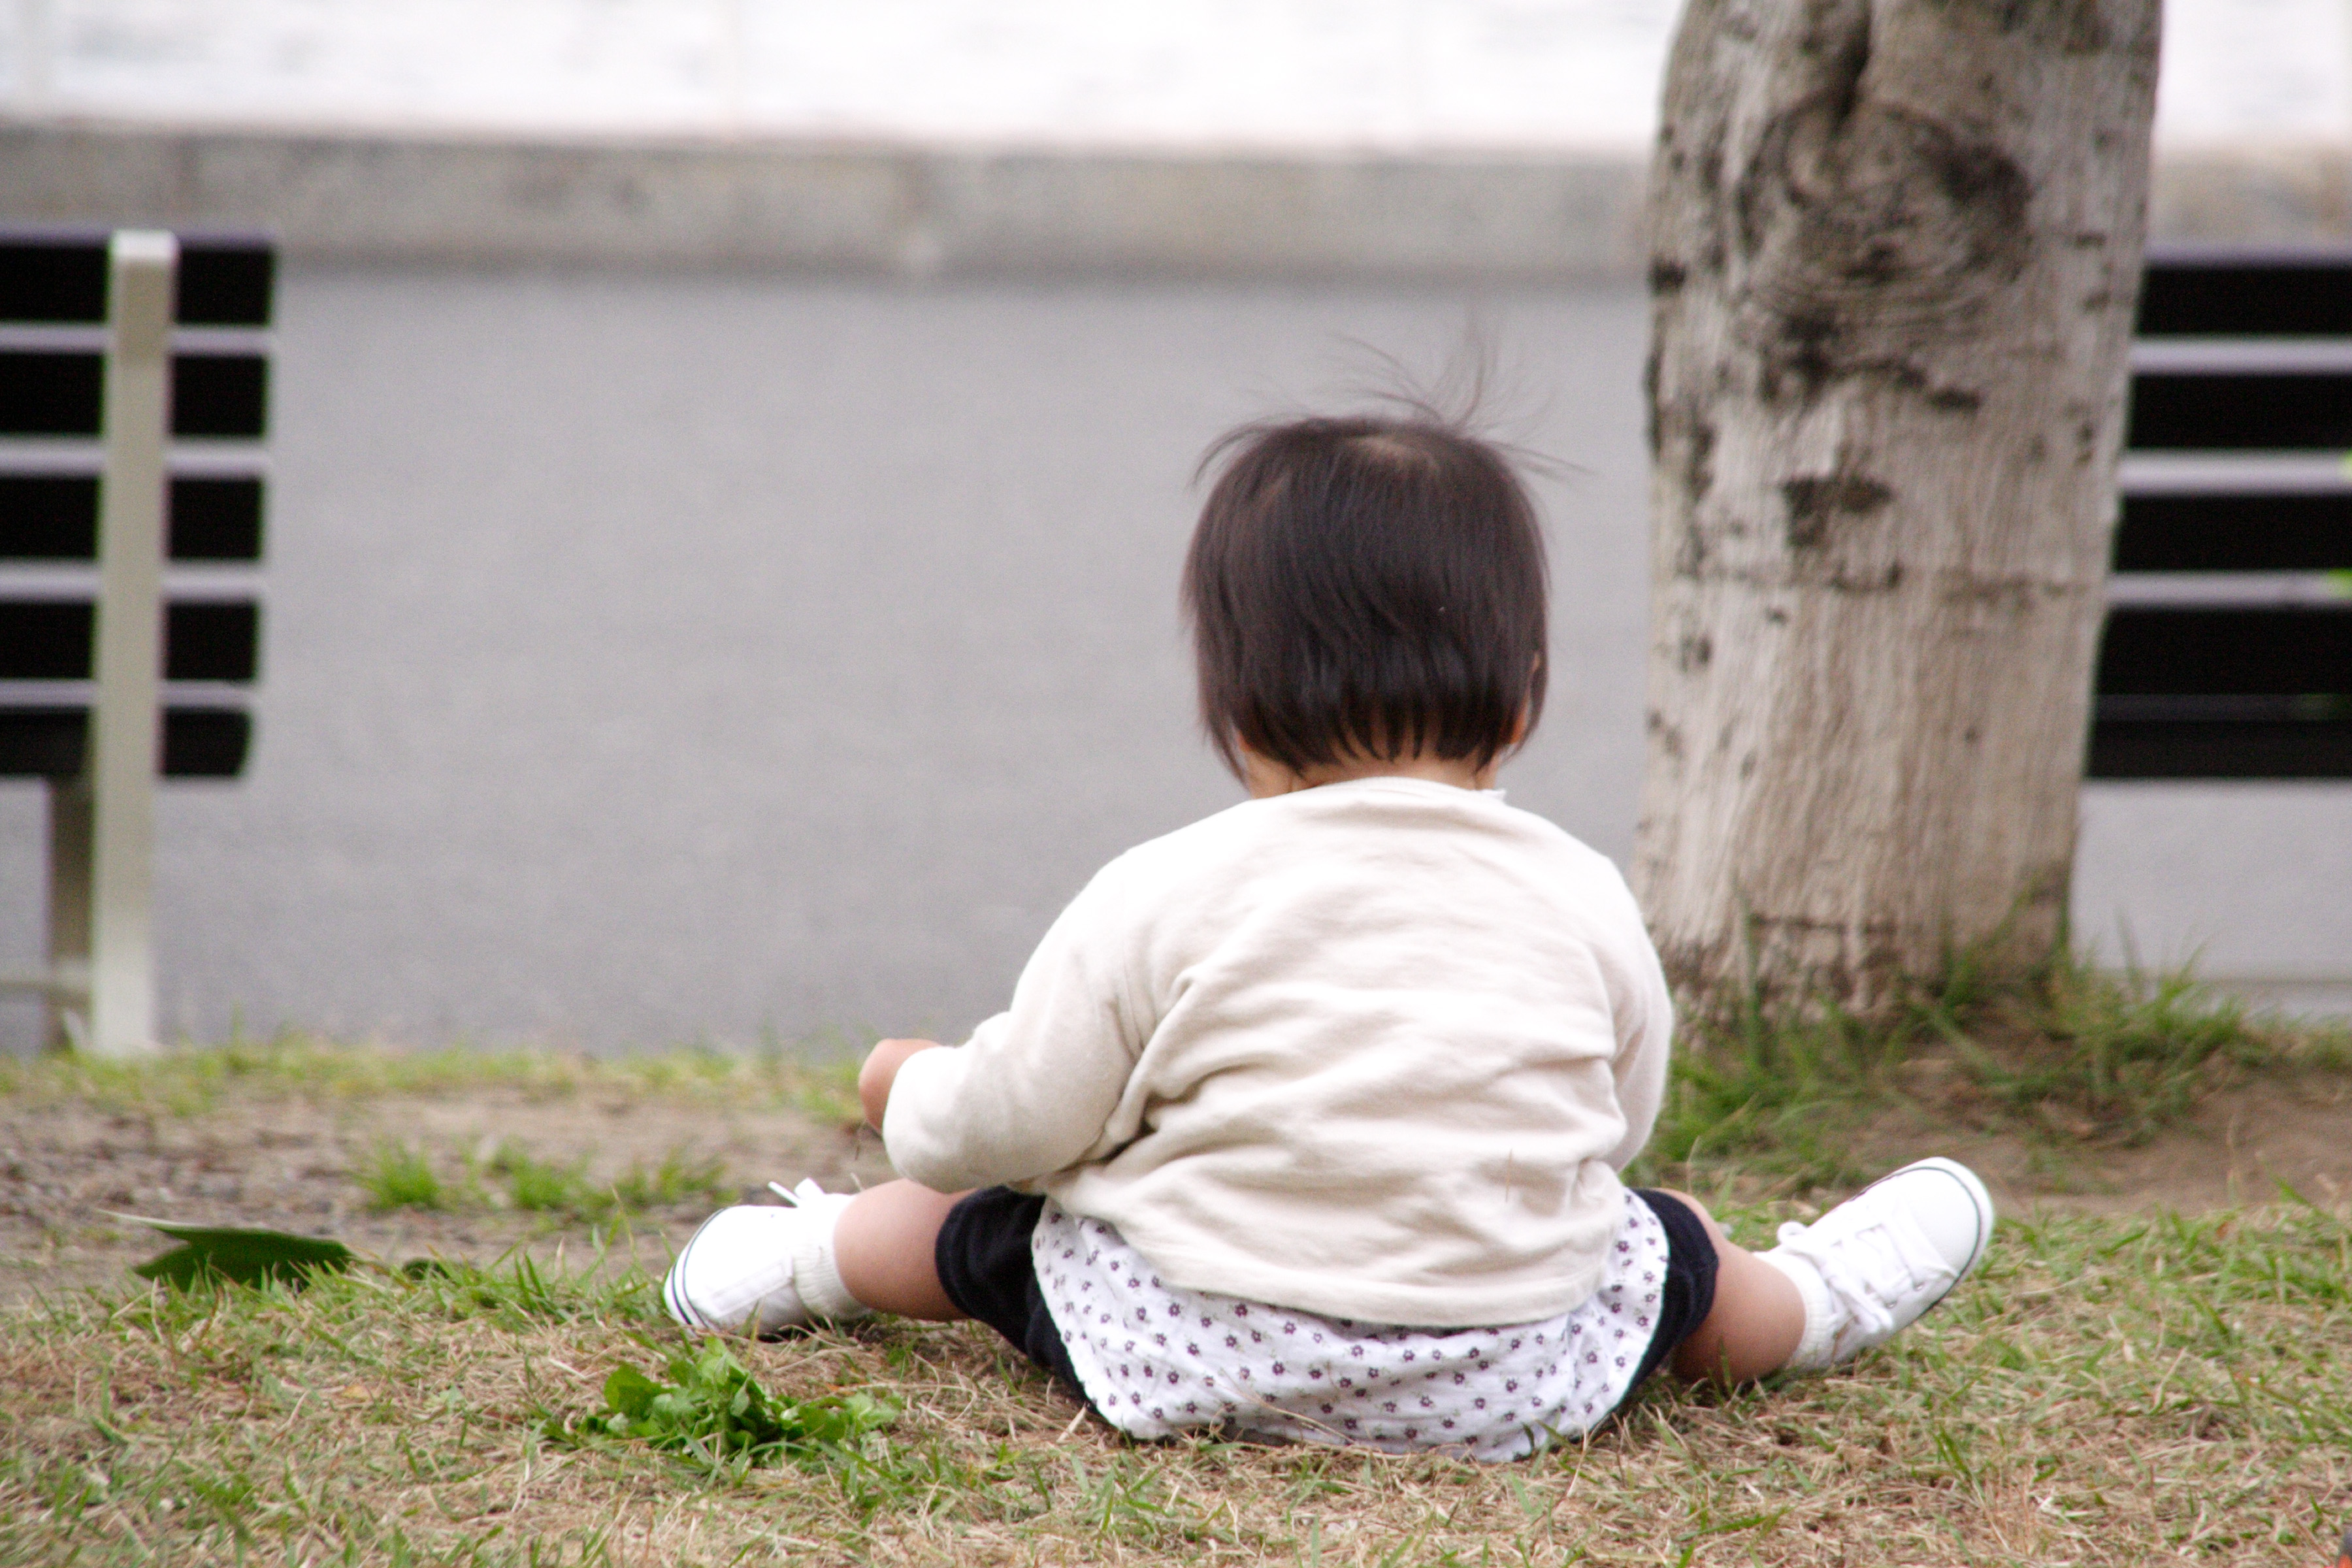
858;1038;943;1129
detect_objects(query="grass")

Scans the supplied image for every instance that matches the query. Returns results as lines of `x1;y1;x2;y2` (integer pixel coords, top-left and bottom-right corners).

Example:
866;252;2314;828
0;1031;866;1127
2;1201;2347;1565
353;1139;734;1221
357;1143;453;1212
348;1142;729;1222
4;949;2330;1209
1627;945;2352;1194
489;1141;579;1213
5;960;2349;1563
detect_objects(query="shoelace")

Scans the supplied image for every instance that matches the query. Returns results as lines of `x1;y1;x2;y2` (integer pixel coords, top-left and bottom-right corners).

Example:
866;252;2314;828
768;1178;832;1207
1773;1211;1954;1343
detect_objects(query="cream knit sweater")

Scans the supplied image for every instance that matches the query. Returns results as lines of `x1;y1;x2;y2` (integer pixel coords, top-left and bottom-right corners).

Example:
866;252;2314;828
883;777;1673;1328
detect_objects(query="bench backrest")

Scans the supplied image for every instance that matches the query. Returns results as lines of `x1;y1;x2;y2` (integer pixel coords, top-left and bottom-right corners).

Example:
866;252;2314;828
0;229;272;778
2095;250;2352;779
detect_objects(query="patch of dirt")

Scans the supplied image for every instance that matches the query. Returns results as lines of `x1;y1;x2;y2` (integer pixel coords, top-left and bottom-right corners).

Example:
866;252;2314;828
1852;1071;2352;1217
3;1070;2346;1305
0;1089;898;1303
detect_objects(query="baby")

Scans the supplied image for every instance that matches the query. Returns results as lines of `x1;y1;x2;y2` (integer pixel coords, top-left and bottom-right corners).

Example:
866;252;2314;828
665;408;1993;1459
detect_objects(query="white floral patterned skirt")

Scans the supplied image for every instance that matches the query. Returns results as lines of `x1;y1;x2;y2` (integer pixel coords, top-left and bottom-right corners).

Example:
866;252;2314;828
1031;1188;1675;1462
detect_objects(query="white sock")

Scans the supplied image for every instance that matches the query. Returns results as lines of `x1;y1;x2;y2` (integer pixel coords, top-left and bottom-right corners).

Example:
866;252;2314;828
1757;1247;1838;1371
790;1207;871;1322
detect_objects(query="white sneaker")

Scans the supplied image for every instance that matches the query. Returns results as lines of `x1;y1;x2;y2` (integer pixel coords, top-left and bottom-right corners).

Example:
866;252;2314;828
1763;1157;1995;1370
662;1179;866;1336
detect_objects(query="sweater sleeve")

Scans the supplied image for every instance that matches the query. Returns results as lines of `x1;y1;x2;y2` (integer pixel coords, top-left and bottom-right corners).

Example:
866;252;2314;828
881;863;1150;1193
1598;883;1674;1172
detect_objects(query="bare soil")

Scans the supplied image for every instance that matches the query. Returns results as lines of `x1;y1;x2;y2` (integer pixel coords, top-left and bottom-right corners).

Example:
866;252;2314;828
2;1070;2345;1305
0;1086;898;1303
1857;1070;2352;1217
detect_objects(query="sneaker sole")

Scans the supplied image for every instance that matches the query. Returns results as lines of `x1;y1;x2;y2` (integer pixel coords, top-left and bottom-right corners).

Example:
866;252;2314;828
664;1209;732;1332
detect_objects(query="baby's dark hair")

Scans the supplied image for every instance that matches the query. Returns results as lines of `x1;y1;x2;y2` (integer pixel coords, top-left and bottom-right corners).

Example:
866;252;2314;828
1182;412;1549;779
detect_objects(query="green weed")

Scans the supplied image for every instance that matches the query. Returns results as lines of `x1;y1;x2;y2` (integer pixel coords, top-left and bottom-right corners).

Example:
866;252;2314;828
397;1249;662;1328
357;1141;450;1211
448;1141;732;1221
1631;938;2347;1193
1634;977;1899;1190
544;1341;897;1477
1925;949;2293;1143
486;1141;589;1213
601;1151;730;1213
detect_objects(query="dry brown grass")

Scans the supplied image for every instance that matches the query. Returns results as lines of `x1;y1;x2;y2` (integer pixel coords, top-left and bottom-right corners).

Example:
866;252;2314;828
3;1200;2345;1566
5;1021;2349;1565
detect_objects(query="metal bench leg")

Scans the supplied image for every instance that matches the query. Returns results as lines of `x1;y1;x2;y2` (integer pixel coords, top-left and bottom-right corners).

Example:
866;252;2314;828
44;778;93;1053
84;230;177;1058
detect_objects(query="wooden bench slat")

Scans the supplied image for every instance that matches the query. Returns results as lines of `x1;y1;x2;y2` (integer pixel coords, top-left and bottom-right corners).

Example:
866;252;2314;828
2096;604;2352;696
0;232;275;327
2126;370;2352;451
0;350;269;438
2115;491;2352;572
2138;253;2352;337
2088;713;2352;779
0;599;261;683
0;474;265;562
0;705;250;778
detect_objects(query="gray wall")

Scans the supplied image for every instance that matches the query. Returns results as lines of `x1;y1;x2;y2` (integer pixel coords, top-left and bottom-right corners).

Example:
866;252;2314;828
3;265;2345;1053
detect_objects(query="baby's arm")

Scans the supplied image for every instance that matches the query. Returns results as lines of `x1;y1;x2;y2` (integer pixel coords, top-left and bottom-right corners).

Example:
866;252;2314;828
1598;874;1676;1170
1605;972;1671;1168
874;864;1151;1193
858;1037;943;1128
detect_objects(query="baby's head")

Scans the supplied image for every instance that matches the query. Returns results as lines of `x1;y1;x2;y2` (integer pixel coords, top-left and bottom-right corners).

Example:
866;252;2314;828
1183;411;1548;783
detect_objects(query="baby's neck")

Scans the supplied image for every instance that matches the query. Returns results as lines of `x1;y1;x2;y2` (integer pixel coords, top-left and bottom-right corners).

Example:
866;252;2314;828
1243;751;1495;799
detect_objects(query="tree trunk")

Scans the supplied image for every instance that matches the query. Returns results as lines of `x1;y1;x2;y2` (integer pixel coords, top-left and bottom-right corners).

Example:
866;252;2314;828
1633;0;2161;1005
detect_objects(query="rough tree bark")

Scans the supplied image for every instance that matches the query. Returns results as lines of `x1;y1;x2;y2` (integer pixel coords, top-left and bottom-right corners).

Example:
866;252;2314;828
1633;0;2161;1004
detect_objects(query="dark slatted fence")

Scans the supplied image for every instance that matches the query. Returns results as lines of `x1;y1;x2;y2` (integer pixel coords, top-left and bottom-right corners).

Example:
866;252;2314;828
2094;250;2352;780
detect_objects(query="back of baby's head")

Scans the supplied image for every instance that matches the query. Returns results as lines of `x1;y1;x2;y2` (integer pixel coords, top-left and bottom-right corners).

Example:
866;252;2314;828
1183;411;1549;779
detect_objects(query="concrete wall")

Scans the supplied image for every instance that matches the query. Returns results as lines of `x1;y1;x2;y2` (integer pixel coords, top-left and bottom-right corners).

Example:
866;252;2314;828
5;122;2349;280
1;123;1649;281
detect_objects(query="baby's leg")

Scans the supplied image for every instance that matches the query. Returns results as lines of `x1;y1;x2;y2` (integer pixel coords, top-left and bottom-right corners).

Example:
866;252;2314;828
662;1177;970;1335
1659;1158;1997;1380
832;1180;970;1320
1650;1189;1807;1383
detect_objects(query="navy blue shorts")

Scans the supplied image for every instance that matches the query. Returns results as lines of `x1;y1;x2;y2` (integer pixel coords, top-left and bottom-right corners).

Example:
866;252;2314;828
934;1185;1721;1415
933;1186;1088;1391
1619;1188;1722;1396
